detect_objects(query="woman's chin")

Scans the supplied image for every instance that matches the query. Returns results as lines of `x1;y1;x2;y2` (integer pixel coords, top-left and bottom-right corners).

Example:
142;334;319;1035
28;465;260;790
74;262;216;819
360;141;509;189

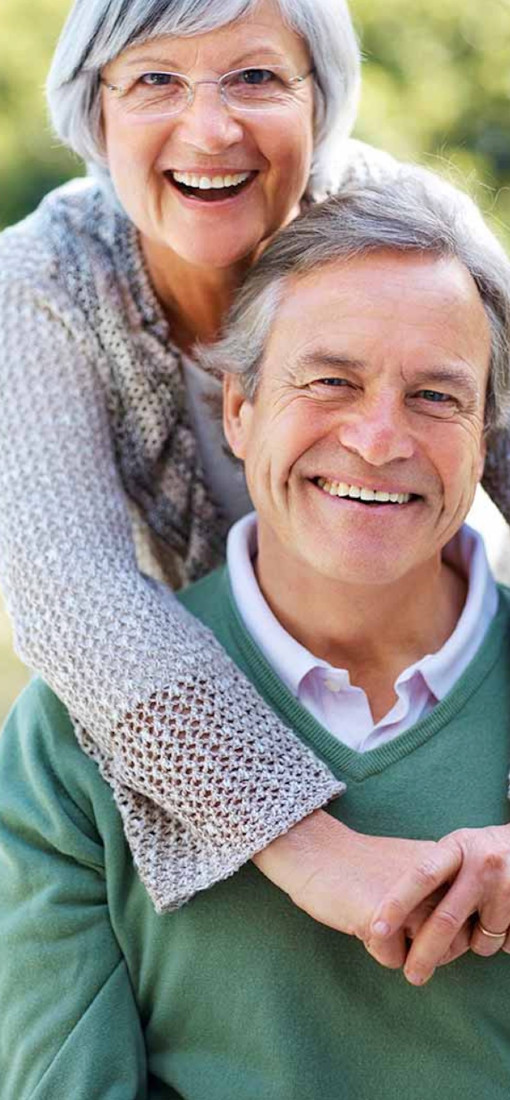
159;232;261;272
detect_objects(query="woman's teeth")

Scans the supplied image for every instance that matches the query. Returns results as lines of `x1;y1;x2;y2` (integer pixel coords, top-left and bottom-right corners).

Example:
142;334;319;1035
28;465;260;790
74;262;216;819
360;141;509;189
172;170;251;190
316;478;412;505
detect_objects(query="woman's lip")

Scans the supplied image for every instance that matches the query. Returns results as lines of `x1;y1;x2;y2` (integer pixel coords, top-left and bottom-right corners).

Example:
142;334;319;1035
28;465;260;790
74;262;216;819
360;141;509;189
164;171;258;205
166;168;259;175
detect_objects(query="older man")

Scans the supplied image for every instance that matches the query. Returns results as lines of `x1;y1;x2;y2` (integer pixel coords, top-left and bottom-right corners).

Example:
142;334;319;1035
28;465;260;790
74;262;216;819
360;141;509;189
2;171;510;1100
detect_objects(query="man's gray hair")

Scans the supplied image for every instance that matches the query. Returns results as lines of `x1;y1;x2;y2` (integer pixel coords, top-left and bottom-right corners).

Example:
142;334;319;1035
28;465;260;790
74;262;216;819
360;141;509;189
46;0;360;199
203;166;510;432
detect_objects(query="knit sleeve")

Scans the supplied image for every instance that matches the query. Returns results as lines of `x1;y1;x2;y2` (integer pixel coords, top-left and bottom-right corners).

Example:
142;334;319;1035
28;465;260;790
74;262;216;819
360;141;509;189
0;272;343;912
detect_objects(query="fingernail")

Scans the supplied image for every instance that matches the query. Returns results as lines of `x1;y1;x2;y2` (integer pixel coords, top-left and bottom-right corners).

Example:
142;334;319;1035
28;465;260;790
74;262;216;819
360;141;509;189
406;972;427;987
372;921;391;937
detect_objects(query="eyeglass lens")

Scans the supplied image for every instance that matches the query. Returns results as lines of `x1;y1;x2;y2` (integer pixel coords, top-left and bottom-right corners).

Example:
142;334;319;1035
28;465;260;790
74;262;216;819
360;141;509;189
123;67;303;116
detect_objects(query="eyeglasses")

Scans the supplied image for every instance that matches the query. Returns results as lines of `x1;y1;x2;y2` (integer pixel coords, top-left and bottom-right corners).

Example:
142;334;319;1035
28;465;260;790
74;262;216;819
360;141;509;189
100;65;314;120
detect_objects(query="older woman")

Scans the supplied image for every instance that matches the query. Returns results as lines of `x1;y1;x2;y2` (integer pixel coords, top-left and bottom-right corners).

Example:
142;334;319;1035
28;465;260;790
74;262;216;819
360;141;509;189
0;0;509;960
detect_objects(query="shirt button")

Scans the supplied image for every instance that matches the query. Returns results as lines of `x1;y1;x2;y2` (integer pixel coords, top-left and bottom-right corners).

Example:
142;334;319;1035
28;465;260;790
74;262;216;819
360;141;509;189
324;678;342;694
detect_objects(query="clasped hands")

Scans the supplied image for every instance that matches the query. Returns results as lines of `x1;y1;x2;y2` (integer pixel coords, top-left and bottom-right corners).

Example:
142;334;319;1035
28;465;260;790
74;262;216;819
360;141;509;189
253;810;510;986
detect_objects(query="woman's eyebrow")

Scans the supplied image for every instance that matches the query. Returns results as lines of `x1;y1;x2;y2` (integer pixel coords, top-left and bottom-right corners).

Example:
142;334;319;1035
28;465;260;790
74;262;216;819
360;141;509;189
120;56;183;70
120;48;286;72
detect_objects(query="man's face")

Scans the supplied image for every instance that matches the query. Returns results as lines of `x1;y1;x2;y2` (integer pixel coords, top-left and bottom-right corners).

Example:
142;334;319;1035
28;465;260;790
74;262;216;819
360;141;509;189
224;251;491;588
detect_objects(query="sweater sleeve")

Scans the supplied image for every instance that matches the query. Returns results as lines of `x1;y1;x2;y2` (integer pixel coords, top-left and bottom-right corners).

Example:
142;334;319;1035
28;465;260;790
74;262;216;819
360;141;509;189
0;270;343;913
0;681;148;1100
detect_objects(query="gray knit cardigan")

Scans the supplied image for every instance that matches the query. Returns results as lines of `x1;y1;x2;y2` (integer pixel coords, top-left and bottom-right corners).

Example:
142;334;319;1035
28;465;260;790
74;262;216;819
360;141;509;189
1;140;508;912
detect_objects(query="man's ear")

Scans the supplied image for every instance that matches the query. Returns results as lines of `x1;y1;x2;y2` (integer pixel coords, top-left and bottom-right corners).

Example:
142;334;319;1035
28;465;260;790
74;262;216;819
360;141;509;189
478;433;487;482
223;373;253;460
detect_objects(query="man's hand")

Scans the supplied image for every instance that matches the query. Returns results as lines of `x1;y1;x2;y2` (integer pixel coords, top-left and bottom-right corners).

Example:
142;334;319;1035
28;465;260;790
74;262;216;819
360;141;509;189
369;824;510;985
252;810;469;970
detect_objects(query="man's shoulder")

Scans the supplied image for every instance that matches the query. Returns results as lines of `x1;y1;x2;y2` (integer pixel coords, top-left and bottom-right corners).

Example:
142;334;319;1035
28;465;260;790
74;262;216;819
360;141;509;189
496;583;510;625
177;565;230;633
0;677;108;824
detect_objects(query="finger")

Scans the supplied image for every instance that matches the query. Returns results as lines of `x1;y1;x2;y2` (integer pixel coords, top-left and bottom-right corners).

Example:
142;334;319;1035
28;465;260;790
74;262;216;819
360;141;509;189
470;920;509;958
469;860;510;956
370;842;463;941
402;874;479;986
437;923;471;967
364;929;408;970
503;931;510;955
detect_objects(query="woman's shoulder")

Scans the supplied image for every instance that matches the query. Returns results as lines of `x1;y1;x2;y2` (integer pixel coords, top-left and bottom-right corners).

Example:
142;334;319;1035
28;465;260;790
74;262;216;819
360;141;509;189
339;139;401;188
0;177;141;321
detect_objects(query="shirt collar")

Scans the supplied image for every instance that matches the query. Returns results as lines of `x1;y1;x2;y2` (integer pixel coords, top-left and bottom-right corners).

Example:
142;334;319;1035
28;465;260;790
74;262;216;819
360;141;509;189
226;514;498;703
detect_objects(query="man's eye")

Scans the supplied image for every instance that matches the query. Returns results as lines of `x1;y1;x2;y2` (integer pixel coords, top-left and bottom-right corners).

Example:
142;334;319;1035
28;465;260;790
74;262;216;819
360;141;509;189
316;378;351;387
416;390;452;403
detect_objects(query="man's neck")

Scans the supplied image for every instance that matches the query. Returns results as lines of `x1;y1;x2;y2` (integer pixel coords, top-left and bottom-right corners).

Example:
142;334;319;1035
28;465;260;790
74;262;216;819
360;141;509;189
255;528;467;723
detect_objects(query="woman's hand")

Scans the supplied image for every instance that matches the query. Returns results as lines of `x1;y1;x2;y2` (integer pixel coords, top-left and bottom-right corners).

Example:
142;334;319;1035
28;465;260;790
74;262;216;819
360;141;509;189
369;824;510;985
252;809;465;970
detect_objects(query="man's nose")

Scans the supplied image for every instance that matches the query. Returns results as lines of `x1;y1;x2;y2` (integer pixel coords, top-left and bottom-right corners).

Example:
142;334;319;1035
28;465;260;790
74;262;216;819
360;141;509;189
337;397;415;466
175;85;245;153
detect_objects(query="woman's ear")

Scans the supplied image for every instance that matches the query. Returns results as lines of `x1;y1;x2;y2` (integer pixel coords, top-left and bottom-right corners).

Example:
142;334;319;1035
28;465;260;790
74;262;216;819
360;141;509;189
223;374;252;460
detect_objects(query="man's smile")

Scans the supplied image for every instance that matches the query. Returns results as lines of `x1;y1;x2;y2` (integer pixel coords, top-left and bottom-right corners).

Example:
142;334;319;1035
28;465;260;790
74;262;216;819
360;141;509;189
312;477;422;506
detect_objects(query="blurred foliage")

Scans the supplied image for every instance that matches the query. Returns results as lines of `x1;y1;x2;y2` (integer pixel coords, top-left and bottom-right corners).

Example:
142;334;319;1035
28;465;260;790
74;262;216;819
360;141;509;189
351;0;510;242
0;0;509;719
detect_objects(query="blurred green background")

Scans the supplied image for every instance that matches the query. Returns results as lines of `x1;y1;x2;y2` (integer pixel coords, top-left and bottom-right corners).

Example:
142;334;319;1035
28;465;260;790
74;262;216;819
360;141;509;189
0;0;509;721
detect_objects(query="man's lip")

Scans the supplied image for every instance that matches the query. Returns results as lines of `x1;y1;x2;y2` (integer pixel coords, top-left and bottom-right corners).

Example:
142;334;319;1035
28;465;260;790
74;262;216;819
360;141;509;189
309;476;422;497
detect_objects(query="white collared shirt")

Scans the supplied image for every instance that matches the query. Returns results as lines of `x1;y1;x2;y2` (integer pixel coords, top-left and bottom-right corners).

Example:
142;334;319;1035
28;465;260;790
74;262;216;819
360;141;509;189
227;515;499;753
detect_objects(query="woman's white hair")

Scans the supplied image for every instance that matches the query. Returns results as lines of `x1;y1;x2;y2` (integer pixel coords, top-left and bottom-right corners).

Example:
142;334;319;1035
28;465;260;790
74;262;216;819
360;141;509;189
46;0;361;199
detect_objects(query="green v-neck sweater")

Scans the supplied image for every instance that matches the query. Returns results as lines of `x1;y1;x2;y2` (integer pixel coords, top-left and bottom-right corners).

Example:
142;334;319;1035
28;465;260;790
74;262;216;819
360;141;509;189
1;566;510;1100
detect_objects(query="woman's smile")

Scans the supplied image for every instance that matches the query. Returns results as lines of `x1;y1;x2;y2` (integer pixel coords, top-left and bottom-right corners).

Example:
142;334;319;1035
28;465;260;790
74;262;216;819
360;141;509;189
164;168;259;204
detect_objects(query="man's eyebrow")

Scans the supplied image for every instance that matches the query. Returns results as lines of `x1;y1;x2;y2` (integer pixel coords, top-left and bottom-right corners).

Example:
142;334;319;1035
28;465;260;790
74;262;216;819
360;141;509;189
409;367;481;395
292;352;366;376
292;354;481;394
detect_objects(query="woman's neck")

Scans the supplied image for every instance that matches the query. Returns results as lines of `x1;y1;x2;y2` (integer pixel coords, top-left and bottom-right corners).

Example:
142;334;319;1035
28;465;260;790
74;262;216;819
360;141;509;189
141;235;250;352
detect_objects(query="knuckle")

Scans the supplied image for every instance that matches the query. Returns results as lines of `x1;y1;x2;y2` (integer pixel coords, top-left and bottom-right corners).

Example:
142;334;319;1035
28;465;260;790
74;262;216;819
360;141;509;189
380;897;407;922
481;851;506;875
471;940;499;957
414;858;445;891
429;908;460;935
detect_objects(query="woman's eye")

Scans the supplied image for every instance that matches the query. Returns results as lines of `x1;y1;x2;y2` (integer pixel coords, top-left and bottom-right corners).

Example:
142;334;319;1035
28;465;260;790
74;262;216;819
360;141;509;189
238;68;276;86
139;72;176;87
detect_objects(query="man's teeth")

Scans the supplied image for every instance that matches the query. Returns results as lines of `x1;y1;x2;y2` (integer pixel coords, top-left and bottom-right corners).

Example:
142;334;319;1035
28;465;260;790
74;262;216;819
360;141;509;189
316;479;412;505
172;170;251;190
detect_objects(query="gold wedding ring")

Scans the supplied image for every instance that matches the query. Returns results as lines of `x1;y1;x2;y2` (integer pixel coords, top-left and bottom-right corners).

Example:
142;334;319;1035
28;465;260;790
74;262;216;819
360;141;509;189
476;919;508;940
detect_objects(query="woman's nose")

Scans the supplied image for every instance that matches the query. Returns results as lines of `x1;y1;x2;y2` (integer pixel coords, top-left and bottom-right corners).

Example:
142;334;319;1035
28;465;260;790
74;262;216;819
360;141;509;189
337;400;415;467
175;85;245;152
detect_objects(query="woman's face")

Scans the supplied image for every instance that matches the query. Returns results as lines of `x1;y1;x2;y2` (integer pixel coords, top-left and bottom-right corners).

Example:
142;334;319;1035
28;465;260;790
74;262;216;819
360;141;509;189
101;0;314;271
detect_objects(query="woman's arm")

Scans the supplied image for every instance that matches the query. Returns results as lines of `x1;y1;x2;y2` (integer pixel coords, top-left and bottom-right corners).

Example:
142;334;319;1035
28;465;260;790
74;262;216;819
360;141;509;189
0;682;148;1100
0;267;342;912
